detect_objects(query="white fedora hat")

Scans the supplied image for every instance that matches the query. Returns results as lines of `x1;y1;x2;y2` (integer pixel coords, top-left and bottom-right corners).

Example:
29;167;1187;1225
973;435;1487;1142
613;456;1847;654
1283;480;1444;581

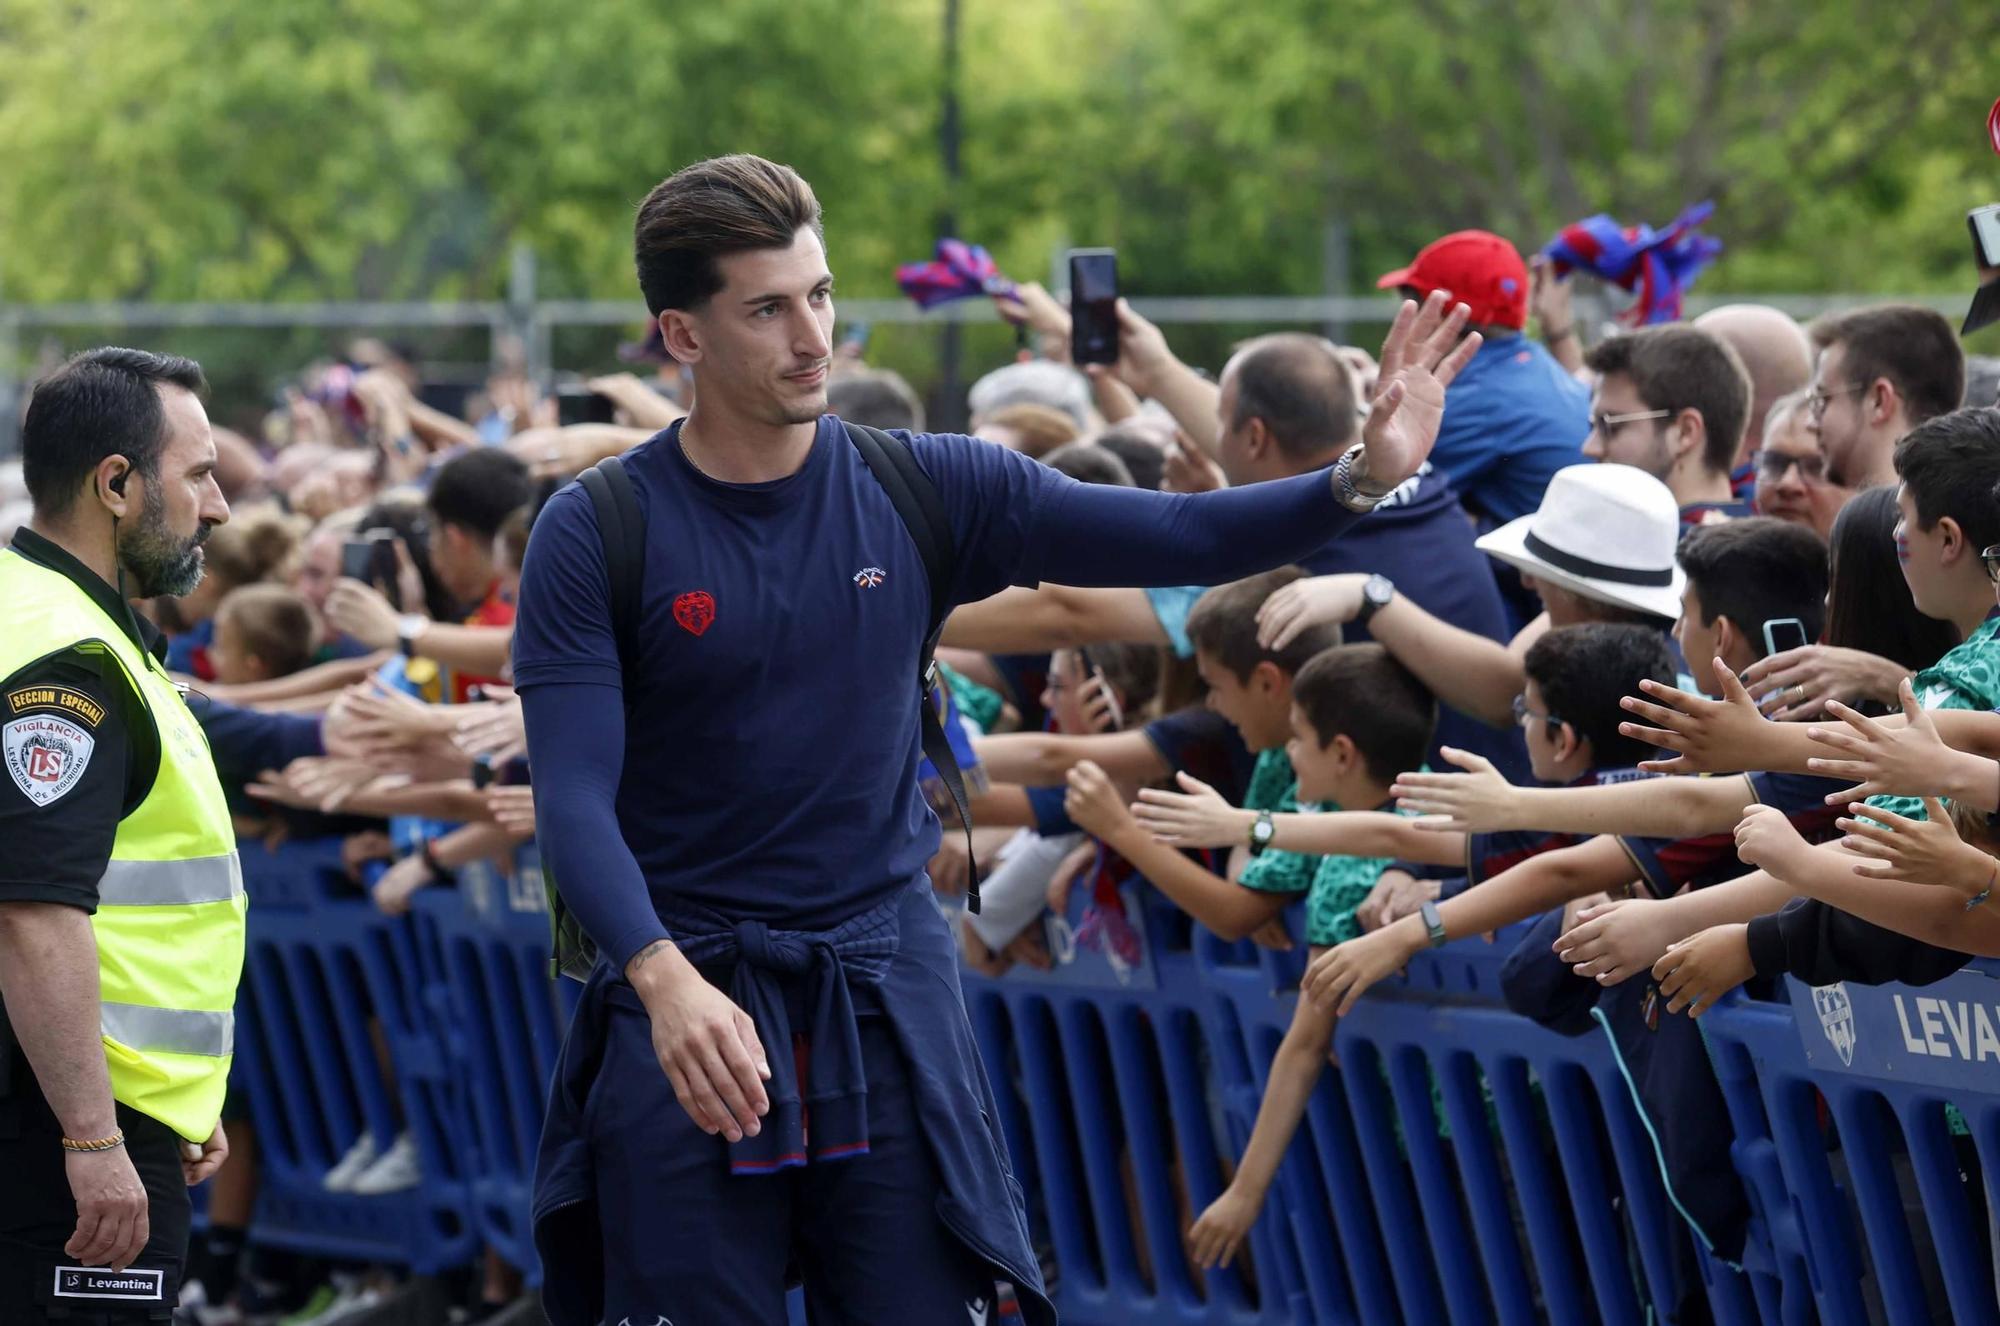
1476;464;1686;619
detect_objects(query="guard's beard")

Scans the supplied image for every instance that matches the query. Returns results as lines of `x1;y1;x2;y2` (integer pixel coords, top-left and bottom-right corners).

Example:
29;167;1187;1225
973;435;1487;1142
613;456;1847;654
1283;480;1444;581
118;482;210;599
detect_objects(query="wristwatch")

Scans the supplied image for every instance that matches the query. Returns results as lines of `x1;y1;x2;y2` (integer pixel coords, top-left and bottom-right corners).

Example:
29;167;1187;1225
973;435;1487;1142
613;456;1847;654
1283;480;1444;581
1331;443;1394;512
396;612;429;658
1248;810;1276;857
1355;575;1396;628
1418;899;1449;948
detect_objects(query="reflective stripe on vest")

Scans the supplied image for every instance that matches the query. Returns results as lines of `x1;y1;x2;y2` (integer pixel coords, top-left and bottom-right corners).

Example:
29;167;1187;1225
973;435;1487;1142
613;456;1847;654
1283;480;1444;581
100;1003;234;1058
98;852;243;907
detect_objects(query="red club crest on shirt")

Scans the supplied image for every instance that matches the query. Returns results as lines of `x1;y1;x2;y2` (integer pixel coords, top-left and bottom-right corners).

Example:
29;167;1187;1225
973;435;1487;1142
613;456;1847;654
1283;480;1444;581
673;591;716;637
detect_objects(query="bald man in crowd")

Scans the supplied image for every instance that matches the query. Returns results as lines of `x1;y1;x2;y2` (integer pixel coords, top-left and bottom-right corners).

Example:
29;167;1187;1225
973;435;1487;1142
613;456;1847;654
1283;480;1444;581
1692;304;1813;499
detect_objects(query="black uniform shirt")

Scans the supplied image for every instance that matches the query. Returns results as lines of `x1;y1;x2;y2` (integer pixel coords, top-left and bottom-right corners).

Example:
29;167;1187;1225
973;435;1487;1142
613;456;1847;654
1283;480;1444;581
0;528;160;913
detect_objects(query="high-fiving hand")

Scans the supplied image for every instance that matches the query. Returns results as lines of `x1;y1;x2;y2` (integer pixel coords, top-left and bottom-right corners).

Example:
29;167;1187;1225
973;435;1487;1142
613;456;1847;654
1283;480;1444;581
1354;292;1482;492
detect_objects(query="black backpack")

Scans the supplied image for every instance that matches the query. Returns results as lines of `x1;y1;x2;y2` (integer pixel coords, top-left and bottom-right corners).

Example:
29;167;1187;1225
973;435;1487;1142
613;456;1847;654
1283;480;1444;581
546;422;980;981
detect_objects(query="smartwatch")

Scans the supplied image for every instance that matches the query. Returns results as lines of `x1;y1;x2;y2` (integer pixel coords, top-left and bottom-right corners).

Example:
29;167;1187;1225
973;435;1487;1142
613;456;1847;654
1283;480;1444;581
1355;575;1396;629
1418;899;1449;948
1248;810;1276;857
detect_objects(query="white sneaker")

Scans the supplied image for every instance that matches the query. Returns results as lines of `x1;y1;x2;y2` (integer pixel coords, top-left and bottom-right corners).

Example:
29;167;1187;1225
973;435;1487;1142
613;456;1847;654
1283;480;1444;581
322;1132;381;1192
348;1130;420;1195
312;1283;384;1325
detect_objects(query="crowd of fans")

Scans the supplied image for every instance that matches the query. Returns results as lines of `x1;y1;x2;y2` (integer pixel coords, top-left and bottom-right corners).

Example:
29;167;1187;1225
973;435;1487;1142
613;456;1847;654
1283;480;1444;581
6;230;1997;1324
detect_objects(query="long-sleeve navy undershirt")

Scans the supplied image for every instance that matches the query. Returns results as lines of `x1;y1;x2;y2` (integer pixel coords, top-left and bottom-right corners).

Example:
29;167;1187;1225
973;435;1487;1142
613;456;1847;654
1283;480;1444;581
518;423;1359;970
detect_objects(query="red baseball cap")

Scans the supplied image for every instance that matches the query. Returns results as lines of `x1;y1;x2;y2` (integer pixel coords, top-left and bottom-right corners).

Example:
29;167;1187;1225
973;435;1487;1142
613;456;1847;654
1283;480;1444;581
1376;230;1529;330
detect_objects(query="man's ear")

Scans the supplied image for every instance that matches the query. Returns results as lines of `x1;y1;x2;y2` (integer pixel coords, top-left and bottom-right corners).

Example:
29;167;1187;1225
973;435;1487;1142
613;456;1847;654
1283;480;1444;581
659;308;703;366
1243;416;1274;462
1864;376;1899;427
1671;409;1706;465
94;454;134;518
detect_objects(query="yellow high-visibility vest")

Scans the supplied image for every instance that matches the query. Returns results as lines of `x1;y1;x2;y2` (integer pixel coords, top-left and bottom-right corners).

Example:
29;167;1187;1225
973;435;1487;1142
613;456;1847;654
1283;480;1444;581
0;547;245;1141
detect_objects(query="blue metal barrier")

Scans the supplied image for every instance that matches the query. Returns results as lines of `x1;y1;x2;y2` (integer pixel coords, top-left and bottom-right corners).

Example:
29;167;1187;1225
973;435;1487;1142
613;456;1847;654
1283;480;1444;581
409;847;569;1283
235;839;478;1272
1700;966;2000;1326
233;837;2000;1324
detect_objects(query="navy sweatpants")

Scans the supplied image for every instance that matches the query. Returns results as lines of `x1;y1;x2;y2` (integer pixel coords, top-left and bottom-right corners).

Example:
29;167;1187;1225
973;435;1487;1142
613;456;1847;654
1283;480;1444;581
591;1000;999;1325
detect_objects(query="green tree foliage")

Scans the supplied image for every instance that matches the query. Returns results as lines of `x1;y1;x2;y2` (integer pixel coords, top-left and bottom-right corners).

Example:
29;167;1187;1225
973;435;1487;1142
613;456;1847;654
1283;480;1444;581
0;0;1992;316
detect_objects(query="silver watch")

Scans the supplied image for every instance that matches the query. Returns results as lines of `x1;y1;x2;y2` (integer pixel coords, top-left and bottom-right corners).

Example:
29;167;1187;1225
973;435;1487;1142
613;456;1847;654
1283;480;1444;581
1332;443;1392;512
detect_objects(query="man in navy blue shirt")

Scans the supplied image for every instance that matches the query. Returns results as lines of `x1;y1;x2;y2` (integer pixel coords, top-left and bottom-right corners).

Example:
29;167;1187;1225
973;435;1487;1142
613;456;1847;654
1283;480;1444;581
515;153;1481;1326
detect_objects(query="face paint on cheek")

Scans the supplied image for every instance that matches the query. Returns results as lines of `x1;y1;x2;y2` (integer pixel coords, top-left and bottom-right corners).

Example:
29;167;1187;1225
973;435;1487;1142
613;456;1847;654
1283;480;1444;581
1895;531;1911;565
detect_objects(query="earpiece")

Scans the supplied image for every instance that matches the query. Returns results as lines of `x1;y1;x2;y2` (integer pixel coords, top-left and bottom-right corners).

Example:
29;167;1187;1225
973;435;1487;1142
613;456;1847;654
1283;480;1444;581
108;465;129;497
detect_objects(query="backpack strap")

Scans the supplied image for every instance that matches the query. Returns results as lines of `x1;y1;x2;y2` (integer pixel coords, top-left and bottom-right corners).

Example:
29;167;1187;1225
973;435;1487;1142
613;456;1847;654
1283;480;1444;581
843;422;982;914
546;457;647;980
578;456;645;681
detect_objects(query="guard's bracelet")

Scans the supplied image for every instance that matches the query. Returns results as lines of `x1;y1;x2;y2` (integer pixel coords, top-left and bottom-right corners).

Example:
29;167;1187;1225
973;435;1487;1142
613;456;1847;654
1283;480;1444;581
61;1130;126;1153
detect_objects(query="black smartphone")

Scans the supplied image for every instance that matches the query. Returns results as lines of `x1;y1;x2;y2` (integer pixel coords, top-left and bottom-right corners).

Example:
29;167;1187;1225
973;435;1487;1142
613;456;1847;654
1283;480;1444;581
1068;248;1120;366
556;386;618;427
341;528;403;609
1762;617;1810;656
339;538;377;584
471;754;495;790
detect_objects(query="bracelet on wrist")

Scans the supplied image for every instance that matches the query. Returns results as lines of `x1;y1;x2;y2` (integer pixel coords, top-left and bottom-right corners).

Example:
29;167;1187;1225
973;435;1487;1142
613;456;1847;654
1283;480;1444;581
62;1130;126;1153
1968;859;1998;912
1542;323;1574;342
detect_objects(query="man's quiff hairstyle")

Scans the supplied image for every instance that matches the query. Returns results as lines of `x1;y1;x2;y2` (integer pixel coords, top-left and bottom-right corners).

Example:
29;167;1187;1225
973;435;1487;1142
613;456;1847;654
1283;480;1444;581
634;154;825;316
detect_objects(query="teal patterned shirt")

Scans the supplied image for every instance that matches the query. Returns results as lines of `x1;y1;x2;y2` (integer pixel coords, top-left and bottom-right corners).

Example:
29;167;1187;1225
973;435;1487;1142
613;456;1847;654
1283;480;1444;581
1868;613;2000;823
1235;749;1324;898
1305;802;1415;947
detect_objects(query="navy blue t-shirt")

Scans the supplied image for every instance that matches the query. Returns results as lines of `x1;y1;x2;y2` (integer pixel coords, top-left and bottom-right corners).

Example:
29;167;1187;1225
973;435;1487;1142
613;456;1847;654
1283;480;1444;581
514;416;1366;964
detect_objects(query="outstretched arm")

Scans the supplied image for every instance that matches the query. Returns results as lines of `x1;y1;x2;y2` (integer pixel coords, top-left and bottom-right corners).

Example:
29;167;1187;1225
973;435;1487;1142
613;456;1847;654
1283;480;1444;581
1132;773;1465;866
1393;750;1754;840
1256;577;1529;729
943;585;1170;654
1024;295;1481;591
1303;835;1639;1014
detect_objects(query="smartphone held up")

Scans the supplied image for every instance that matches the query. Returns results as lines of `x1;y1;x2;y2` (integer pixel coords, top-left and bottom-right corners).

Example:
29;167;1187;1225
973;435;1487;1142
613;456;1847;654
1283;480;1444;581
1068;248;1120;366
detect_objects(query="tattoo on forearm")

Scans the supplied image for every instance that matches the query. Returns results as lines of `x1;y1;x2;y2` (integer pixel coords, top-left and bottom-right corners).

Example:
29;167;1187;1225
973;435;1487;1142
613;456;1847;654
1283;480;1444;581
627;939;672;973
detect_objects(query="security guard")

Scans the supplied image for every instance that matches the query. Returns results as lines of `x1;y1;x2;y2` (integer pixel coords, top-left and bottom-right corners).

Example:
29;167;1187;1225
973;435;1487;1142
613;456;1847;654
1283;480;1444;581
0;348;239;1322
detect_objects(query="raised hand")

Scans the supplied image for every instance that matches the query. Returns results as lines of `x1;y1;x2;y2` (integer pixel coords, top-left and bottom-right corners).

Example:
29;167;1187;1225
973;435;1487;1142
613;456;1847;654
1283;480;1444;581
1354;292;1482;490
1806;678;1976;804
1255;574;1367;651
1391;747;1522;832
1619;657;1769;774
1839;797;1998;897
1132;771;1251;849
